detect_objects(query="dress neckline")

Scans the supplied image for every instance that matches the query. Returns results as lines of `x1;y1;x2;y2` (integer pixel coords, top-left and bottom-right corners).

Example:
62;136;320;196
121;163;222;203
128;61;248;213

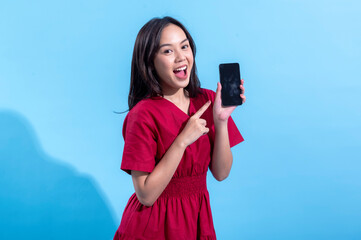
152;96;193;117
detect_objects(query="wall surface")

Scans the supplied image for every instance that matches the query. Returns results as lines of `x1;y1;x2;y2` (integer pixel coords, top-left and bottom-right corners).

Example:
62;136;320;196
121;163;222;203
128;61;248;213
1;0;360;239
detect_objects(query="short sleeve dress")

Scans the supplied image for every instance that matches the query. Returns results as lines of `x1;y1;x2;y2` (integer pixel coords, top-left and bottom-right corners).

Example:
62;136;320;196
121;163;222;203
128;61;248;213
113;88;244;240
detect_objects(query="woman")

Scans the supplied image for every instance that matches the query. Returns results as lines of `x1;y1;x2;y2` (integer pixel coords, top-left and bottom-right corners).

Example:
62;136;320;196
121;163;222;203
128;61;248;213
114;16;246;239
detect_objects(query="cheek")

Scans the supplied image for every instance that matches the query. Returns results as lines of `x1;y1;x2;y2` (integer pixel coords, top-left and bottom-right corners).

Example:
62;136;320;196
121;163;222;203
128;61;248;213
154;60;166;76
187;53;194;68
155;58;172;73
186;51;194;62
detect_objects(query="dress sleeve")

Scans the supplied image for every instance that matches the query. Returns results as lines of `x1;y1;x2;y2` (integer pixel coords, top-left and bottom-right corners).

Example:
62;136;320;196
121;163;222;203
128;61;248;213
227;115;244;147
205;89;244;148
121;109;157;175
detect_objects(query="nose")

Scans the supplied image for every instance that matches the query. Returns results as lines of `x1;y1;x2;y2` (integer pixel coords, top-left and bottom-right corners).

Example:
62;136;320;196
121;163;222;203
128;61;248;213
174;48;186;63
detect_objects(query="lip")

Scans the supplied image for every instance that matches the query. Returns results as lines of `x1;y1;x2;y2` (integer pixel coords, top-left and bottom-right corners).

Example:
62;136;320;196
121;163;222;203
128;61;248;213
174;69;188;80
173;64;187;71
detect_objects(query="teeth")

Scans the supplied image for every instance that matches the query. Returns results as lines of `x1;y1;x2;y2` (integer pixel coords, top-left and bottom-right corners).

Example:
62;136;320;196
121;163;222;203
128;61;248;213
175;66;187;71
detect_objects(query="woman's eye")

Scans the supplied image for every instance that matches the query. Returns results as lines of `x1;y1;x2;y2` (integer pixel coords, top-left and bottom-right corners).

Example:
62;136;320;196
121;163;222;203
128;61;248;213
182;44;189;49
163;49;172;54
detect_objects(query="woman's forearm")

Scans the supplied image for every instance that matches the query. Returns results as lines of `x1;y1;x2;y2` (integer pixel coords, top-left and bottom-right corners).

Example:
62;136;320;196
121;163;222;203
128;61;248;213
211;120;233;181
133;137;187;206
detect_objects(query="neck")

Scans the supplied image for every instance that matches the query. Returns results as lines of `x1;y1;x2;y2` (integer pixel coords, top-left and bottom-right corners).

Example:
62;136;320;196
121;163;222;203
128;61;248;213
163;88;188;105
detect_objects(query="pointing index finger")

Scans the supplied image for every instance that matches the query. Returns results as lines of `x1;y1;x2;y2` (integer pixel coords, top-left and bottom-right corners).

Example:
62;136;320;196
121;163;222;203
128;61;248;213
193;100;211;118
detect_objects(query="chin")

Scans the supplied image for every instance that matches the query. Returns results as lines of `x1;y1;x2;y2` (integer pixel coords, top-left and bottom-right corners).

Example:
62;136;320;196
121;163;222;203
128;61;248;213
162;77;190;93
179;79;190;89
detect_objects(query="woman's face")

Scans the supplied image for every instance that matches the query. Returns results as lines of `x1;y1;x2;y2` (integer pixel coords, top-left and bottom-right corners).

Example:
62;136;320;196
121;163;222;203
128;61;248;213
153;24;194;94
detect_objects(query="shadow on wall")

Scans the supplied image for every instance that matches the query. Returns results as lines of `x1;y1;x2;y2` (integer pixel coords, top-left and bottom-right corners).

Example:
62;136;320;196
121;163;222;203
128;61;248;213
0;110;116;240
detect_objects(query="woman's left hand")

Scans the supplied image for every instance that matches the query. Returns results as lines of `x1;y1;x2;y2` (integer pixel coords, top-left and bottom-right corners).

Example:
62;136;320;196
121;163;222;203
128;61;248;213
213;79;246;125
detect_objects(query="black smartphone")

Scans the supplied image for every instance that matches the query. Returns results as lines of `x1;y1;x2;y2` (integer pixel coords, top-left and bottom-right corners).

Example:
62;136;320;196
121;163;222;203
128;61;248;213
219;63;242;106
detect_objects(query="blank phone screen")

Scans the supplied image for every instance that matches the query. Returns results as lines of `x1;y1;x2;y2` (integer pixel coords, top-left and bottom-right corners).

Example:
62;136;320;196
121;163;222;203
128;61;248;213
219;63;242;106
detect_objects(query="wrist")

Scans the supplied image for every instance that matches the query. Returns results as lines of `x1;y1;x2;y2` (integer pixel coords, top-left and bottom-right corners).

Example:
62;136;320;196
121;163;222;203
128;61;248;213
174;134;188;150
214;118;228;129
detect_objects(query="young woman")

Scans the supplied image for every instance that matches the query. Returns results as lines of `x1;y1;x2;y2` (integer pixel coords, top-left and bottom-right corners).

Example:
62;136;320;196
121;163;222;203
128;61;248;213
114;16;246;240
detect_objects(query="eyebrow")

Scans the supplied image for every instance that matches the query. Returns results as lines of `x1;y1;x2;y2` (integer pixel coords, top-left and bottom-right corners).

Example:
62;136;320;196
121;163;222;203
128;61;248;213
159;38;189;49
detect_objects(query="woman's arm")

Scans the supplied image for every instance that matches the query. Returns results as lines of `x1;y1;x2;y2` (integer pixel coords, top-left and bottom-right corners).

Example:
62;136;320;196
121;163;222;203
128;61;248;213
131;101;211;207
210;81;245;181
210;120;233;181
131;138;186;207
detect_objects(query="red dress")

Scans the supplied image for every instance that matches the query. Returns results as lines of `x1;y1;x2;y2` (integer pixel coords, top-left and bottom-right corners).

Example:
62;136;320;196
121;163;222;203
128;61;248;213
114;88;244;240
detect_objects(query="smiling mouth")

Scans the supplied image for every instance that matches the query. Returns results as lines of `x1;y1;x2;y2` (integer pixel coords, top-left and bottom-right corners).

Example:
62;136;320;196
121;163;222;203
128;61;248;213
173;66;188;79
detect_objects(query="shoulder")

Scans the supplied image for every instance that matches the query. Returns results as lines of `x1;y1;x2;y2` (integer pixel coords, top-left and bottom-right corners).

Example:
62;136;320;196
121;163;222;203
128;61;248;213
127;98;157;116
196;88;216;102
123;98;161;130
130;96;169;115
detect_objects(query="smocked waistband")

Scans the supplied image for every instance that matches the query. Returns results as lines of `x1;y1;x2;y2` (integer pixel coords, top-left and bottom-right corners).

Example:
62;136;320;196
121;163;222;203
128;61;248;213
159;173;207;198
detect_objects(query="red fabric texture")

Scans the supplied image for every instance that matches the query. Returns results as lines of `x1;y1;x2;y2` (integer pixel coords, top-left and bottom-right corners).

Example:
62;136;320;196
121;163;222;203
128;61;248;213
114;88;244;239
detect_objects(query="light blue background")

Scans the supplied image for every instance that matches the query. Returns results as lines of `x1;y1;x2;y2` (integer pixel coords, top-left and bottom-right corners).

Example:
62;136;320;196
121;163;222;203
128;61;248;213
1;0;360;239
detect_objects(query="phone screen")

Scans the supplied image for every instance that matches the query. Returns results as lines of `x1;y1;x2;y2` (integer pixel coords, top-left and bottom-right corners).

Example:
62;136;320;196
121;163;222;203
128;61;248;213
219;63;242;106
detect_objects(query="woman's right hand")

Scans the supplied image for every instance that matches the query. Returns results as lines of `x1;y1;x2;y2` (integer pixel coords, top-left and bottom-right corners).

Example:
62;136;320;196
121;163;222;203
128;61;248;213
177;100;211;147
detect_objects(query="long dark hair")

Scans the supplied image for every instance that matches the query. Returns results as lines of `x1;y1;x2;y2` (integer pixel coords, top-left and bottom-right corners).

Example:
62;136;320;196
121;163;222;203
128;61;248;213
128;16;201;110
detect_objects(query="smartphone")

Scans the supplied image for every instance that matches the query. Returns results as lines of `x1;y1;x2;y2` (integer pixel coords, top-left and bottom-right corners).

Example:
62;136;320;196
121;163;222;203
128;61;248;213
219;63;242;106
